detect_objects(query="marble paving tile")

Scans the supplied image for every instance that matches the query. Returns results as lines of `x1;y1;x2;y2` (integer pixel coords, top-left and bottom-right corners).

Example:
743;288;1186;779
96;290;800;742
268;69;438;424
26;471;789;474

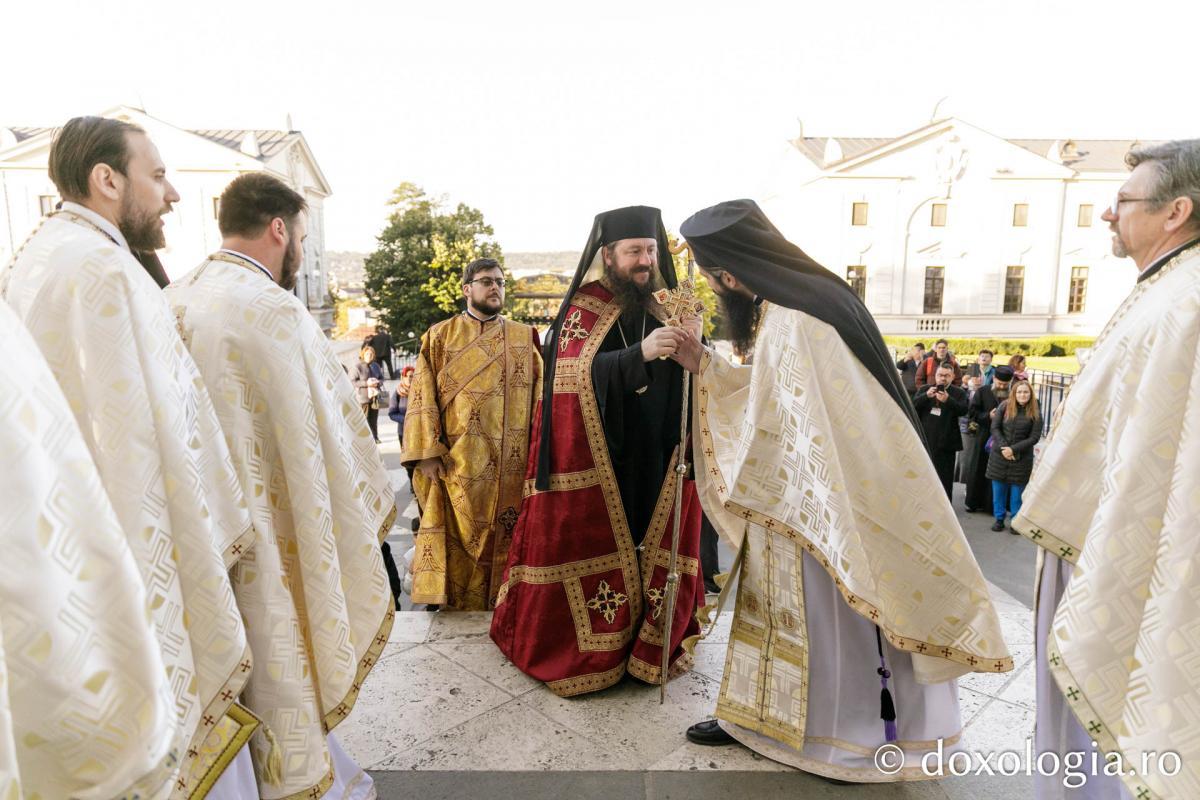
996;660;1035;710
337;644;514;769
426;610;494;643
997;607;1035;646
690;641;730;684
525;671;722;769
703;611;733;644
647;739;792;772
390;611;434;644
428;641;541;697
375;696;642;771
986;580;1030;611
379;640;419;664
961;697;1035;759
958;686;995;726
959;645;1033;698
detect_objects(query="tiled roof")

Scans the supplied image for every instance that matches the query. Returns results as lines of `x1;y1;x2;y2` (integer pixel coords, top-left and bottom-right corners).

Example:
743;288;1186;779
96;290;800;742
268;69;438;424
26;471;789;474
4;126;297;160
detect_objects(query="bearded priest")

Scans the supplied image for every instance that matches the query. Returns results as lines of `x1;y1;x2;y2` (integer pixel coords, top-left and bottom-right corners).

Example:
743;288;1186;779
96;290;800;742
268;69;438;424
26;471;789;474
401;257;542;611
491;205;705;696
165;173;396;800
1013;139;1200;800
674;199;1013;782
2;115;257;796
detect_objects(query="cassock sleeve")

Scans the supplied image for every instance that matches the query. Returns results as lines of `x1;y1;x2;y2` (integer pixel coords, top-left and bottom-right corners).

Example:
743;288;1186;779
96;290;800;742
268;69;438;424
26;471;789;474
400;329;448;467
591;342;649;425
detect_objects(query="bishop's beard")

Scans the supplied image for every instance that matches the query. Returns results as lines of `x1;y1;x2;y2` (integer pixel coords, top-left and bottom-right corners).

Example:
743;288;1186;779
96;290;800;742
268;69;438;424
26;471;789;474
605;262;659;317
718;290;762;358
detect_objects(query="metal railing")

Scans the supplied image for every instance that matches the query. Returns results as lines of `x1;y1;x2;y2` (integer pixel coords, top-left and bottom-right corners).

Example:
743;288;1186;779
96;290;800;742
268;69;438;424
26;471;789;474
1026;369;1075;436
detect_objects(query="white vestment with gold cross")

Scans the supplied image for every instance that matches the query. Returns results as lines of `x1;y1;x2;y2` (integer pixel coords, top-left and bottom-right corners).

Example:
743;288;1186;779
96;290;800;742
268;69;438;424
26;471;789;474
166;252;395;800
3;205;258;798
0;300;180;799
693;302;1013;781
1014;240;1200;800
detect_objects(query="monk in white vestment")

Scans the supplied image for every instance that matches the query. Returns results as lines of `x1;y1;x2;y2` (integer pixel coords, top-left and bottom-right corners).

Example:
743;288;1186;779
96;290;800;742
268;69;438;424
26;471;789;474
1013;139;1200;800
2;116;257;797
674;200;1013;783
0;301;179;799
166;173;394;800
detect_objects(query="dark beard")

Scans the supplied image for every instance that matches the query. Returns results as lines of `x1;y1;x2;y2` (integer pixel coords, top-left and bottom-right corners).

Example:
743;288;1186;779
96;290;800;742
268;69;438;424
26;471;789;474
993;387;1010;401
718;291;761;357
279;239;300;291
605;262;655;317
118;192;166;251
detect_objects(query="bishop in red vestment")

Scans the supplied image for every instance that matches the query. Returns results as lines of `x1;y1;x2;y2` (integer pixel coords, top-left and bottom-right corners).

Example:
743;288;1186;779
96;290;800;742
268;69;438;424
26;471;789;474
490;206;705;697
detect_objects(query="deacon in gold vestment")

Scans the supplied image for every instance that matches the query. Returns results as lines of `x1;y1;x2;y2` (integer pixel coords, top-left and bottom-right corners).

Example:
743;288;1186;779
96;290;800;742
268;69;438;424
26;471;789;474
402;258;542;610
0;300;178;799
166;174;395;800
677;201;1012;782
1013;140;1200;800
2;117;257;798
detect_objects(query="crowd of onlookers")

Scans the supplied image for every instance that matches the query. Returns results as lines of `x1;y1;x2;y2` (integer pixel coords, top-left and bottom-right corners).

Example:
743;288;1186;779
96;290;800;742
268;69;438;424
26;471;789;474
898;339;1041;532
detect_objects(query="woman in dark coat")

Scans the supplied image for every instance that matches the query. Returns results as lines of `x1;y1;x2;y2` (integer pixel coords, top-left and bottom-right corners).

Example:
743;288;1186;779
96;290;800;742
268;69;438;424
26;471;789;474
985;379;1042;532
352;345;383;442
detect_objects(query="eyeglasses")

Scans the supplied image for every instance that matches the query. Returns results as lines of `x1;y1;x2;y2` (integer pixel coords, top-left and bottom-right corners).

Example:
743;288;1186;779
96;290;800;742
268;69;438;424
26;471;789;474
1108;196;1156;216
466;277;506;289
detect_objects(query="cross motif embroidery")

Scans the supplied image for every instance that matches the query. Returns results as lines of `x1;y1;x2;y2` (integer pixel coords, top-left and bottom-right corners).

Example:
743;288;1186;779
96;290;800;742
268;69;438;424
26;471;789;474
1060;546;1075;559
221;690;233;701
558;309;589;353
647;587;665;620
1137;788;1150;800
1029;528;1043;541
239;660;252;673
585;580;628;624
1066;687;1081;702
498;506;519;532
967;656;978;666
652;280;705;327
915;643;927;653
1087;720;1102;735
994;661;1006;671
941;648;953;658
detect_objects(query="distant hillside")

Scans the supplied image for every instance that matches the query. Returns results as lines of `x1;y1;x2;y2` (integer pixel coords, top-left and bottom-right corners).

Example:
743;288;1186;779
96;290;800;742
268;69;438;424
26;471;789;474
504;251;579;275
327;250;367;291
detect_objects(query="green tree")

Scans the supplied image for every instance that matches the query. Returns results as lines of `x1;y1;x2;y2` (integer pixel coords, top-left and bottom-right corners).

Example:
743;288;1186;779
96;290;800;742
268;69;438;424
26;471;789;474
363;183;502;349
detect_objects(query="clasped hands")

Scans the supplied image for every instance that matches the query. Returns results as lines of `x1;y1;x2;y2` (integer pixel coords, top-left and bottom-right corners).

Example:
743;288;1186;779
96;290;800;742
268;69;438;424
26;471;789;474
640;315;703;374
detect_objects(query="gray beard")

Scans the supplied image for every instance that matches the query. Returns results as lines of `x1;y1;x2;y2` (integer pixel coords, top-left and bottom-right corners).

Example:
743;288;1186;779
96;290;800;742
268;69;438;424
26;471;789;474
994;387;1010;401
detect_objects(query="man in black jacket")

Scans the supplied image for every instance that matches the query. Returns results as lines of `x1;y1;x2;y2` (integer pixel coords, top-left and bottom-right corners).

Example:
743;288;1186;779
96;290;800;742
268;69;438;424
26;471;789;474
913;362;969;499
963;365;1013;511
895;342;925;394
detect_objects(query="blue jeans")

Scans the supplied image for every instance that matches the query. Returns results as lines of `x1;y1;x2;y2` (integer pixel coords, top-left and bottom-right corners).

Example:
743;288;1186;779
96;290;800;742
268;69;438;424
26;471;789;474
992;480;1024;520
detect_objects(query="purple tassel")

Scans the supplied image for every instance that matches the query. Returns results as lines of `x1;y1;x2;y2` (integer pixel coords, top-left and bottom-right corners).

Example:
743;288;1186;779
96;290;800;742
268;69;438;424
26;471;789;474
876;627;898;743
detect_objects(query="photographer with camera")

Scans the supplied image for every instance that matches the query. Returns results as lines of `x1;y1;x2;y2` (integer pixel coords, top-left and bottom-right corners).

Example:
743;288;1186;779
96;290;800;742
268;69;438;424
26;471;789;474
913;362;969;500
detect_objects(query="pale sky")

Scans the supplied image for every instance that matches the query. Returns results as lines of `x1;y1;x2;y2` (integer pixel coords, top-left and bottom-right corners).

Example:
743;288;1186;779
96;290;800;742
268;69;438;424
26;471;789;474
4;0;1196;252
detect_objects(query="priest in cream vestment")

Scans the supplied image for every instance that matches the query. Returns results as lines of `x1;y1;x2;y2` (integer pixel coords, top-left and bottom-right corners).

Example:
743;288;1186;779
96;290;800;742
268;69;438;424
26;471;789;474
676;200;1013;782
1013;140;1200;800
165;174;395;800
2;117;257;797
402;257;542;610
0;301;179;799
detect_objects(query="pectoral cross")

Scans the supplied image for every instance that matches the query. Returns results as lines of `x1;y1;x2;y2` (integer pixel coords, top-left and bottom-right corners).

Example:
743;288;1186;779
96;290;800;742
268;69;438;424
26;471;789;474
652;279;705;327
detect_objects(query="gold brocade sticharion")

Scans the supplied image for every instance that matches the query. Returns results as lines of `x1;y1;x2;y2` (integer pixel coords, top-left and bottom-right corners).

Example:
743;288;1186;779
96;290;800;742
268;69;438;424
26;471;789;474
402;314;542;610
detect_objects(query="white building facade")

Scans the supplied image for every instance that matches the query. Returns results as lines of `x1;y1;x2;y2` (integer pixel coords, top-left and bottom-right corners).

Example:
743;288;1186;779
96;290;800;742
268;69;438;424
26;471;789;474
0;106;335;331
763;118;1150;338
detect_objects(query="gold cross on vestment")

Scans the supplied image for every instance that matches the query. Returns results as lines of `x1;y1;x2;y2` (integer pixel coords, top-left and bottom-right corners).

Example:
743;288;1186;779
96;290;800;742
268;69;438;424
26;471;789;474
558;309;589;352
652;280;705;327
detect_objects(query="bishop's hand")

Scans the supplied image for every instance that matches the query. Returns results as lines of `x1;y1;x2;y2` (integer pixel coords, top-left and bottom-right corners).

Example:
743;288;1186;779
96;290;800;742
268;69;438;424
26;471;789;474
642;327;685;362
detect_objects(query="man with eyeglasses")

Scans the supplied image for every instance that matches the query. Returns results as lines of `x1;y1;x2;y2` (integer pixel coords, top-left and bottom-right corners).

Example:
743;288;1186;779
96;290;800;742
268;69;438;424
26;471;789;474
1012;139;1200;798
401;257;543;611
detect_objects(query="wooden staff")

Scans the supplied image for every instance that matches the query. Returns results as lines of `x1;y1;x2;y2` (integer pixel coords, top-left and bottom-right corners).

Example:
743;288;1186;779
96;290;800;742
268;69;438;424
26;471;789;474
659;238;697;703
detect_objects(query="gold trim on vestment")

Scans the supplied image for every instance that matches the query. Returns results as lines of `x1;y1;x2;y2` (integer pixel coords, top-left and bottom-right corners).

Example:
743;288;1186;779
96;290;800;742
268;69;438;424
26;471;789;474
695;384;1014;675
626;650;695;685
1045;631;1156;800
188;703;260;799
222;523;257;569
177;642;255;798
523;468;601;496
323;503;398;731
544;663;628;698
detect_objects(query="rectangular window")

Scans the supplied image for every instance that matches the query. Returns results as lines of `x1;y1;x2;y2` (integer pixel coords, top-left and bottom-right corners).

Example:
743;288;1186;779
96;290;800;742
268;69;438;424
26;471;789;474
930;203;947;227
1012;203;1029;227
38;195;56;217
1077;203;1093;227
212;197;221;220
851;202;868;226
846;265;867;301
1068;266;1088;313
923;266;945;314
1004;266;1025;314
